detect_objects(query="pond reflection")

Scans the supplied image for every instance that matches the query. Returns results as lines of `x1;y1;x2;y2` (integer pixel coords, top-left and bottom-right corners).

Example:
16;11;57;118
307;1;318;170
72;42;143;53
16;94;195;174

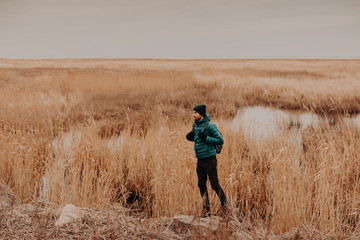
229;106;320;143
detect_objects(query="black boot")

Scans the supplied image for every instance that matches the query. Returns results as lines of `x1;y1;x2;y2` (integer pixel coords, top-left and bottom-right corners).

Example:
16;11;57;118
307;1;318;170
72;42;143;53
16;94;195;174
201;193;211;218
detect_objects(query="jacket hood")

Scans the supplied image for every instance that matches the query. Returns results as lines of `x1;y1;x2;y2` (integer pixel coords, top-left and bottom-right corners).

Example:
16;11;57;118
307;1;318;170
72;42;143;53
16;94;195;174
195;113;211;125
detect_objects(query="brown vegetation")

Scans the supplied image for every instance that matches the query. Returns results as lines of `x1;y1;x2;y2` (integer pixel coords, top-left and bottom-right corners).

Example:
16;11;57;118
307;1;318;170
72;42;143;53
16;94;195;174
1;59;360;238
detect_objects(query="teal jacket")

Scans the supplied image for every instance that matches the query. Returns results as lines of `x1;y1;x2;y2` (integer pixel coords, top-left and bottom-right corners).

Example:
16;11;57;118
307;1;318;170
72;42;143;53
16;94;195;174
191;114;224;159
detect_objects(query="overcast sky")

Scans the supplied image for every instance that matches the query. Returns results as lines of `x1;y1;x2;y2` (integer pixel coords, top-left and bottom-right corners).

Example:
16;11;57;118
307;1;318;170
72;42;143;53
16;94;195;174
1;0;359;59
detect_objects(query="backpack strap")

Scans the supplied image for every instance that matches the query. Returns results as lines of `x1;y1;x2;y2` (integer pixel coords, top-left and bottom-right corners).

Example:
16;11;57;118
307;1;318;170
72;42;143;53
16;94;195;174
193;122;209;132
201;122;209;133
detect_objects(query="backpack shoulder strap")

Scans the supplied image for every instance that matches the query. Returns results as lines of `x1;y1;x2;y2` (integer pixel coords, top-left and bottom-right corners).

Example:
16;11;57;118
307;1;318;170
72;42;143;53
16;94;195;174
201;122;209;133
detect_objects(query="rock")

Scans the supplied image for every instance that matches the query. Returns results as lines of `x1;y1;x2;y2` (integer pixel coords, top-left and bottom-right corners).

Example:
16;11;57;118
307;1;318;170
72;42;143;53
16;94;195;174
55;204;81;227
172;215;221;234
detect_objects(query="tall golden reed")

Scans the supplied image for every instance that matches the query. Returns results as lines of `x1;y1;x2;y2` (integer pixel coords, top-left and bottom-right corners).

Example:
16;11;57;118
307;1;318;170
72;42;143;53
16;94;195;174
1;59;360;234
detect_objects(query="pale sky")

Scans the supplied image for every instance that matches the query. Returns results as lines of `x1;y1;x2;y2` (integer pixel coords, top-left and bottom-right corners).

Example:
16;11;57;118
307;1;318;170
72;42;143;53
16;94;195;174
1;0;359;59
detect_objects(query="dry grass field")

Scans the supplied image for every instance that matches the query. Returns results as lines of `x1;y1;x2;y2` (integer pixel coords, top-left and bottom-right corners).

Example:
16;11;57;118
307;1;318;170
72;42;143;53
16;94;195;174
1;59;360;239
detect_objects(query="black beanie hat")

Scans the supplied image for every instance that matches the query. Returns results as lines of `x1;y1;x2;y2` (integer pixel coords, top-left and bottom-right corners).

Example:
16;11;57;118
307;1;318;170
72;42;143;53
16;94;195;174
193;104;206;117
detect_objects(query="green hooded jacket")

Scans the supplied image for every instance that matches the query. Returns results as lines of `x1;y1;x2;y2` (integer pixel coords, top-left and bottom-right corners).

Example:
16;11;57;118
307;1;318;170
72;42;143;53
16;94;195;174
192;114;224;159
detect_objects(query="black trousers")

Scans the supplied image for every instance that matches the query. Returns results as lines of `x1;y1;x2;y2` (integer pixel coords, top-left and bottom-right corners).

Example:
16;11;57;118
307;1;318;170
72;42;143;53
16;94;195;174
196;156;227;211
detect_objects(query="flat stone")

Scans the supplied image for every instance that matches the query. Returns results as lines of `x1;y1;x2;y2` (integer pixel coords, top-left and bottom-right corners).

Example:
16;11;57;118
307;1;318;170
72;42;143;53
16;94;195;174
55;204;81;227
172;215;221;234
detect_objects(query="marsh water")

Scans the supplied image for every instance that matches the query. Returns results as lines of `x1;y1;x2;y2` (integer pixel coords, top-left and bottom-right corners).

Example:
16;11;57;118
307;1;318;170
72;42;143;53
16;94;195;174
227;106;360;142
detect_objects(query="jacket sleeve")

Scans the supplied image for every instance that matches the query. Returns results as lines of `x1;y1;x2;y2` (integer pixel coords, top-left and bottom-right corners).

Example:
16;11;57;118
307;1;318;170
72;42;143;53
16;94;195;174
204;124;223;145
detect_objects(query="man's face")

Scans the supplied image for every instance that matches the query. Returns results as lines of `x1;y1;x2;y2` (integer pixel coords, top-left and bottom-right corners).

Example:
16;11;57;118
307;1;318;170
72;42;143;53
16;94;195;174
193;111;203;121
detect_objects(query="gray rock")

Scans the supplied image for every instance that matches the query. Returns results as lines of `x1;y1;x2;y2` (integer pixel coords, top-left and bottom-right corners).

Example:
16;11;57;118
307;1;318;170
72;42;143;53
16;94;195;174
172;215;221;234
55;204;81;227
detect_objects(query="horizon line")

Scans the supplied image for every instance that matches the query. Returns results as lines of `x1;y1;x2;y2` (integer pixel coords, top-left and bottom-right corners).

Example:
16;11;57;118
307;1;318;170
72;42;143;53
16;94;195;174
1;57;359;61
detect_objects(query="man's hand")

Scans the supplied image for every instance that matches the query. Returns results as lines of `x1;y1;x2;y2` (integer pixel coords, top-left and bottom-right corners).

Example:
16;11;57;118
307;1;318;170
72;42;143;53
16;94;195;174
186;131;195;141
198;132;207;141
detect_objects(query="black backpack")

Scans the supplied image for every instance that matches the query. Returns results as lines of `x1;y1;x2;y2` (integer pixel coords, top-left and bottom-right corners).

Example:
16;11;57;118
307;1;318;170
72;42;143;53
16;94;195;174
192;122;223;154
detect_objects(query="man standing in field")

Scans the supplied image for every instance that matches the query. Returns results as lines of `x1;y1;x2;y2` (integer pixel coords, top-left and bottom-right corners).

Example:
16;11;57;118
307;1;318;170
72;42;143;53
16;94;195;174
186;104;228;217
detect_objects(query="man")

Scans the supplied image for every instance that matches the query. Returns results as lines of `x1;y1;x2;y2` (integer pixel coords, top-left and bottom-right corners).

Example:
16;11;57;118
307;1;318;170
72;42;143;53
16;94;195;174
186;104;227;217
